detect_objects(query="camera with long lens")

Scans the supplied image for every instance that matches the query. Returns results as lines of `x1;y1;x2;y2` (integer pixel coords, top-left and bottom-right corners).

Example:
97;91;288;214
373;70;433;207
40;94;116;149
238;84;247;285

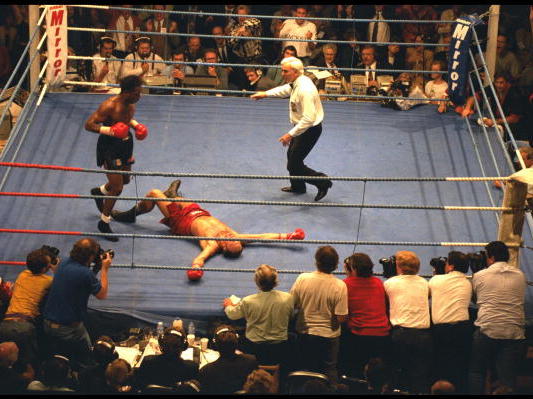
378;255;397;278
429;256;447;275
467;250;487;274
41;245;60;266
92;248;114;275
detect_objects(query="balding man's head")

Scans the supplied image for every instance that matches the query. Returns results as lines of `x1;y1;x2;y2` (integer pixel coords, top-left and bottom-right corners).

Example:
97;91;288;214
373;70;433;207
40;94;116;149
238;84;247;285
70;237;100;266
395;250;420;275
0;342;19;368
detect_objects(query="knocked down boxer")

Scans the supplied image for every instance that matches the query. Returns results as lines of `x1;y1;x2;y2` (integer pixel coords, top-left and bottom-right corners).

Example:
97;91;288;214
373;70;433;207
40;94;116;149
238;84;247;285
111;180;305;280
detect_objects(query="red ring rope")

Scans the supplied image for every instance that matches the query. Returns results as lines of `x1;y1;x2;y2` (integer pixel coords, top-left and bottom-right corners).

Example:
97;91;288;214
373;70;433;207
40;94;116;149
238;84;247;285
0;261;26;266
0;192;80;198
0;228;81;236
0;162;83;172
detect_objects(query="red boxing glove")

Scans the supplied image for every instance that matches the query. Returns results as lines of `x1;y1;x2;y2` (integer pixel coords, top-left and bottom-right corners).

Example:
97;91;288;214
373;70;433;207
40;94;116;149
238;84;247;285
187;268;204;281
135;123;148;140
287;228;305;240
110;122;129;139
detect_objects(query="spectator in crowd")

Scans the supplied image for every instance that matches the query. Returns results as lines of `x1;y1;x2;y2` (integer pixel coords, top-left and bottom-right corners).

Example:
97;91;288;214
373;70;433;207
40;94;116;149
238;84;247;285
431;379;456;395
121;36;165;79
290;245;348;384
312;44;341;78
134;328;197;390
358;45;387;91
482;73;527;142
0;247;56;370
180;36;203;72
270;5;294;55
364;357;394;395
43;238;113;372
266;45;297;87
468;241;527;394
198;325;258;394
428;251;473;393
211;25;233;66
495;34;522;82
145;5;179;60
167;49;194;91
308;5;335;42
104;359;133;393
26;355;75;392
78;336;118;393
278;6;317;65
90;36;122;92
405;33;434;90
395;5;438;44
224;264;294;365
108;5;140;59
195;48;229;91
228;5;264;65
425;60;449;113
331;5;357;41
367;5;392;60
384;250;432;394
243;67;276;92
338;29;362;80
0;342;28;394
381;38;405;78
241;368;277;394
437;5;464;52
341;253;391;379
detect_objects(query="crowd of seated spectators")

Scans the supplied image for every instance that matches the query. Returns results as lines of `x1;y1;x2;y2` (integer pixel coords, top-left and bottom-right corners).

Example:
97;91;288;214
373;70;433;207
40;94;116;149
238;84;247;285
0;6;523;93
0;238;530;394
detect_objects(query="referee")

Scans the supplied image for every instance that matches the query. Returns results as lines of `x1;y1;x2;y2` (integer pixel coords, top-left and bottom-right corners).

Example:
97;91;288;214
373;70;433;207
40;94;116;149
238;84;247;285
251;57;333;201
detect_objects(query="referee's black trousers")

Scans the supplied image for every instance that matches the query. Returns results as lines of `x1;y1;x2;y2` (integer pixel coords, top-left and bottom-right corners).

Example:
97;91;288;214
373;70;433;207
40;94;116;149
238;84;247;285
287;123;330;191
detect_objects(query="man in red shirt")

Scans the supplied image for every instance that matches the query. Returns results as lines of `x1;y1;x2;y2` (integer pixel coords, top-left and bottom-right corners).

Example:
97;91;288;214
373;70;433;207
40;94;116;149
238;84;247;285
342;253;390;378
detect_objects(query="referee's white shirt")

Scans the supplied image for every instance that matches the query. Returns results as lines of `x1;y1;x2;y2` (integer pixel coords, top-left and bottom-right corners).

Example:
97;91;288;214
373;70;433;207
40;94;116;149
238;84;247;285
384;274;430;329
429;271;472;325
265;74;323;137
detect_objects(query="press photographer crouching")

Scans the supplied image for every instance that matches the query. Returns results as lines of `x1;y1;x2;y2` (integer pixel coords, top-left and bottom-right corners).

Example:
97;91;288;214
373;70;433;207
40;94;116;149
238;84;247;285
383;251;432;394
42;238;113;372
0;246;59;371
428;251;473;394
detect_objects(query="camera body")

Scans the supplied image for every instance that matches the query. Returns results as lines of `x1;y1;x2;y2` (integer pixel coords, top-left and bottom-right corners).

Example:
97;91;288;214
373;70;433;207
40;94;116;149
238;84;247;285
430;251;488;275
429;256;447;275
378;256;397;278
92;248;114;275
41;245;60;266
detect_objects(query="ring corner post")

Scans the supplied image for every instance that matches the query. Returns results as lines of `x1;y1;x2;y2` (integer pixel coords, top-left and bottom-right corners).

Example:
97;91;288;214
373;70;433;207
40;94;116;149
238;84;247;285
498;179;527;268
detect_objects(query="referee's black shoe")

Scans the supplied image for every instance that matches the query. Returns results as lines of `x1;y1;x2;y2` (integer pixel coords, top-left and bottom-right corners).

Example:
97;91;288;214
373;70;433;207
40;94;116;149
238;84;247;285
281;186;306;194
315;180;333;202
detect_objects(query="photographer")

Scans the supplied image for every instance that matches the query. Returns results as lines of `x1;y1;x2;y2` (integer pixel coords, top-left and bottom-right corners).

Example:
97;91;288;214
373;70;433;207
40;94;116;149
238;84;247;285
43;238;113;372
383;250;432;394
428;251;473;393
468;241;526;394
0;247;58;370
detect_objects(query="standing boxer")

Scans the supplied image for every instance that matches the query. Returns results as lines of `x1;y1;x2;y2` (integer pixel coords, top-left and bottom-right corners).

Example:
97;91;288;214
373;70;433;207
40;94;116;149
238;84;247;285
84;75;148;241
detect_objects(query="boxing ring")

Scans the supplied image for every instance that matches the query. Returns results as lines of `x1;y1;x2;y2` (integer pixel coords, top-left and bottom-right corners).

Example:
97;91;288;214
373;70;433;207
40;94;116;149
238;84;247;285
1;6;532;326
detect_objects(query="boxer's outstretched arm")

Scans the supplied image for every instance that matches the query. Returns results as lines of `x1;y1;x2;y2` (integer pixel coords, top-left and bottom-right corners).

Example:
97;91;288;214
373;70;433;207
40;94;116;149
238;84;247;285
192;241;220;268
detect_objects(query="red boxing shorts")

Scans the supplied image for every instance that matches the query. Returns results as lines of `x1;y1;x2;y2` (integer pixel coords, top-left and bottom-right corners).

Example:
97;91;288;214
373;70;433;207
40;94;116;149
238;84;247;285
160;203;211;236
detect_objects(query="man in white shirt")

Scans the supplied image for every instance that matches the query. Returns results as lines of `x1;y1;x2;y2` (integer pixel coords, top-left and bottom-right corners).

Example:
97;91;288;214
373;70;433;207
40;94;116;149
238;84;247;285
223;264;294;366
109;5;138;58
278;6;317;64
384;250;432;394
289;246;348;384
121;37;165;79
91;37;122;93
468;241;526;394
250;57;333;202
429;251;473;394
367;5;390;44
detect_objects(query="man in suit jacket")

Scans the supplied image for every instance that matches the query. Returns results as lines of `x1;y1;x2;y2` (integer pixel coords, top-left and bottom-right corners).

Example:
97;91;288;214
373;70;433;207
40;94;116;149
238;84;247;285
357;45;388;91
194;49;229;91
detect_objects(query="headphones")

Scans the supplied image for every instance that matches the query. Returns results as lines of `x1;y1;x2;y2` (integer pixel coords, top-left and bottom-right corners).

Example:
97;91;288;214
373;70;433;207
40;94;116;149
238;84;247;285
99;36;116;49
135;36;152;49
94;339;119;363
212;326;239;347
158;328;188;352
